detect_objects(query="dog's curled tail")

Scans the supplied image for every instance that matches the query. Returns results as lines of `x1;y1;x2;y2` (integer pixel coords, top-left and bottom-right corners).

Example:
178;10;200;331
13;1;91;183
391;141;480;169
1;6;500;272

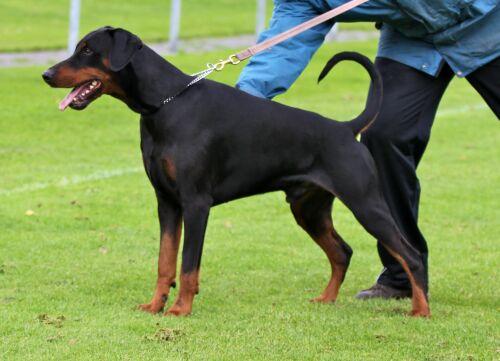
318;51;383;135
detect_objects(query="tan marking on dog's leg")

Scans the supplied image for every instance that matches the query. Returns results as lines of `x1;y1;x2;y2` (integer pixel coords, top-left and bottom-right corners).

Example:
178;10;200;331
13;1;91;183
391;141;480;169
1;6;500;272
386;248;430;317
139;221;182;313
310;224;349;303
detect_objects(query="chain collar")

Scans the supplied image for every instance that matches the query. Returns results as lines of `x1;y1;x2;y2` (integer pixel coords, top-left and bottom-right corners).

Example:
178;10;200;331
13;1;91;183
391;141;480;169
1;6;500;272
161;67;214;105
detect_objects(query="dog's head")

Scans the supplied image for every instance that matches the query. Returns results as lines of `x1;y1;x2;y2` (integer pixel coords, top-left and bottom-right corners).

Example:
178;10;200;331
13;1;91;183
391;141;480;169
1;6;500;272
42;26;143;111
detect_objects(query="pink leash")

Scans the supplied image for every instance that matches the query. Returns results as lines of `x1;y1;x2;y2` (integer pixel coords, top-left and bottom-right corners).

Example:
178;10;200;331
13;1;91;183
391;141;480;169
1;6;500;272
163;0;369;104
211;0;370;71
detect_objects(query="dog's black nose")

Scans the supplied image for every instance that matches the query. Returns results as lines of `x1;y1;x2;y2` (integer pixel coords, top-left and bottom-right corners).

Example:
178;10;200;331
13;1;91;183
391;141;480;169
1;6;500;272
42;68;55;84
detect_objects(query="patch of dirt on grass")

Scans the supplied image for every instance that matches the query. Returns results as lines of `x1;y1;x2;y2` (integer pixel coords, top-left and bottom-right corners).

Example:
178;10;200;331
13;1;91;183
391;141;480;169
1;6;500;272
46;334;63;343
144;328;183;342
37;314;66;328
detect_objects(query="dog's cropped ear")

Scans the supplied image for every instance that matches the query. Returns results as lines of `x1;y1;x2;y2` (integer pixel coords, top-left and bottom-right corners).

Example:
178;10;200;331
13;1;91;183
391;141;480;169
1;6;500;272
109;28;143;72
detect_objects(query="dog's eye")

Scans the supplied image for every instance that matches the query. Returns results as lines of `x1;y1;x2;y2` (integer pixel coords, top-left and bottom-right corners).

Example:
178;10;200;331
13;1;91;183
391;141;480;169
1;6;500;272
81;46;93;56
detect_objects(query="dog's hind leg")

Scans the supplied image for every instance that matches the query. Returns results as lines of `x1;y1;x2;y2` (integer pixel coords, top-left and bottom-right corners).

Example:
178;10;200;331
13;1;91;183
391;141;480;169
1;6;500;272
348;197;430;317
288;188;353;303
332;159;430;316
321;142;429;316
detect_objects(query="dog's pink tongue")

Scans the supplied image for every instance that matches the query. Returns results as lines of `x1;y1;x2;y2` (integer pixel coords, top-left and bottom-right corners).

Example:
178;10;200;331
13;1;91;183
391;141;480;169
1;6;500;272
59;84;86;111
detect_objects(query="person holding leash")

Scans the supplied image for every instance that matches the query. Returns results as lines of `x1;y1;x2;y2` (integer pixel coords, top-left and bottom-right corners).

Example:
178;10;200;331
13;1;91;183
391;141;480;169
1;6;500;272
237;0;500;299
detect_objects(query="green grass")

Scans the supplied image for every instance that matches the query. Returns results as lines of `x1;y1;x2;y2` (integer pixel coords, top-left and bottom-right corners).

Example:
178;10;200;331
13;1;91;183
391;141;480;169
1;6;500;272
0;1;373;52
0;41;498;360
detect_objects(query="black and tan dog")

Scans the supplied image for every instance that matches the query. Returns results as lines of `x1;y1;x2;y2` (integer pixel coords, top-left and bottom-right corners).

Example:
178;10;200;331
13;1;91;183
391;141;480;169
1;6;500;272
42;27;430;317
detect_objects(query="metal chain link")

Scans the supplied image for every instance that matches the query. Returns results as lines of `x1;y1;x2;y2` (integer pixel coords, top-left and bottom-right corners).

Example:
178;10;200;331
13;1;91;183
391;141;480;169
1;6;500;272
161;54;240;105
162;66;215;105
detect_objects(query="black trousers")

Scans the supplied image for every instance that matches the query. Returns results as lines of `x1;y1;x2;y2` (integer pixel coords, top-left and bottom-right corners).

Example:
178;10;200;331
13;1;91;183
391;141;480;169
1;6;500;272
361;56;500;290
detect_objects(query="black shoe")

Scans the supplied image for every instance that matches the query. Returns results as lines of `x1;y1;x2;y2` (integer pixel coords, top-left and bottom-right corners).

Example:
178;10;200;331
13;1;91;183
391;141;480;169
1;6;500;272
355;283;412;300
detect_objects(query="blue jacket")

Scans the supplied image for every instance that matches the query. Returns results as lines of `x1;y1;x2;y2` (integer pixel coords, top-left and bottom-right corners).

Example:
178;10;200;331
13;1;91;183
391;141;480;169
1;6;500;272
237;0;500;99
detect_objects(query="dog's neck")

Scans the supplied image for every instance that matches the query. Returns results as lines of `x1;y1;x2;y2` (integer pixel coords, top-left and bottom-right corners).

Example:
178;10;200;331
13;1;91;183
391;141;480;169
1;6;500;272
117;45;192;115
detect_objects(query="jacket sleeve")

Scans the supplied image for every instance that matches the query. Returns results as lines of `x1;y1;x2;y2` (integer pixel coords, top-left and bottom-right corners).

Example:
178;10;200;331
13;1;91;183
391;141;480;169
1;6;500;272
236;1;332;99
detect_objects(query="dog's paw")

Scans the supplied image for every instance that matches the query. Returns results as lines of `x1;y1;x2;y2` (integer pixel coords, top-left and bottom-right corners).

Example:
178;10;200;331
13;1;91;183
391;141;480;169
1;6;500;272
409;308;431;318
164;304;191;317
138;302;164;314
310;295;336;304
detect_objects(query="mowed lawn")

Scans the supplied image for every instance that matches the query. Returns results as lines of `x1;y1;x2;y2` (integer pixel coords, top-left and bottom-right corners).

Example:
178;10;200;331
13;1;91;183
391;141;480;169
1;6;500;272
0;0;372;52
0;41;498;360
0;0;273;52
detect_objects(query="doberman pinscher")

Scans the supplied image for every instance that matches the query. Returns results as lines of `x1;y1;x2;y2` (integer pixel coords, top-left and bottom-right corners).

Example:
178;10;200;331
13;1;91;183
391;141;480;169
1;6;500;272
42;27;430;317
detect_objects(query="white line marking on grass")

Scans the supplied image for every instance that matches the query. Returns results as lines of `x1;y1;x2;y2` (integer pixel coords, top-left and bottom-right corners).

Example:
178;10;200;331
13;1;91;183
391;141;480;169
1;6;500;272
437;103;488;117
0;167;143;196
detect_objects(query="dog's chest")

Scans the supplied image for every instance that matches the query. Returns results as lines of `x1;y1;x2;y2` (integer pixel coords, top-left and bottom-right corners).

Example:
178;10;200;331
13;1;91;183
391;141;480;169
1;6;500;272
141;135;179;199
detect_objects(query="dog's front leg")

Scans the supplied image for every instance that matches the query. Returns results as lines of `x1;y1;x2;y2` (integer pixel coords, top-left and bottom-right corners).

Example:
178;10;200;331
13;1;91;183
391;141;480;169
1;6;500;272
139;196;182;313
165;197;211;316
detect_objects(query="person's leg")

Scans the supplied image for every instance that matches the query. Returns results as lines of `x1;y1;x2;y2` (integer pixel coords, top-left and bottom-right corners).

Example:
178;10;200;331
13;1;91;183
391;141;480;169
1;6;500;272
357;58;454;298
466;57;500;119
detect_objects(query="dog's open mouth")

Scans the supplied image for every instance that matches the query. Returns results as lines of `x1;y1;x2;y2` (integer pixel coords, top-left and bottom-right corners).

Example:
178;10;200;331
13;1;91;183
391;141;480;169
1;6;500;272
59;79;103;111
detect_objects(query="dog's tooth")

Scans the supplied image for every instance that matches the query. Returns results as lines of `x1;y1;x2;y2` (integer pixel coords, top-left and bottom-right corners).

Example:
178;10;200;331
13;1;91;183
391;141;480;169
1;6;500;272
90;85;94;89
92;80;97;85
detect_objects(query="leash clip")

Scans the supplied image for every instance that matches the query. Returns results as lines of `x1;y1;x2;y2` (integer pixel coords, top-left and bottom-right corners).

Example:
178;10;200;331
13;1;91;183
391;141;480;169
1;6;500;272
210;54;241;72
